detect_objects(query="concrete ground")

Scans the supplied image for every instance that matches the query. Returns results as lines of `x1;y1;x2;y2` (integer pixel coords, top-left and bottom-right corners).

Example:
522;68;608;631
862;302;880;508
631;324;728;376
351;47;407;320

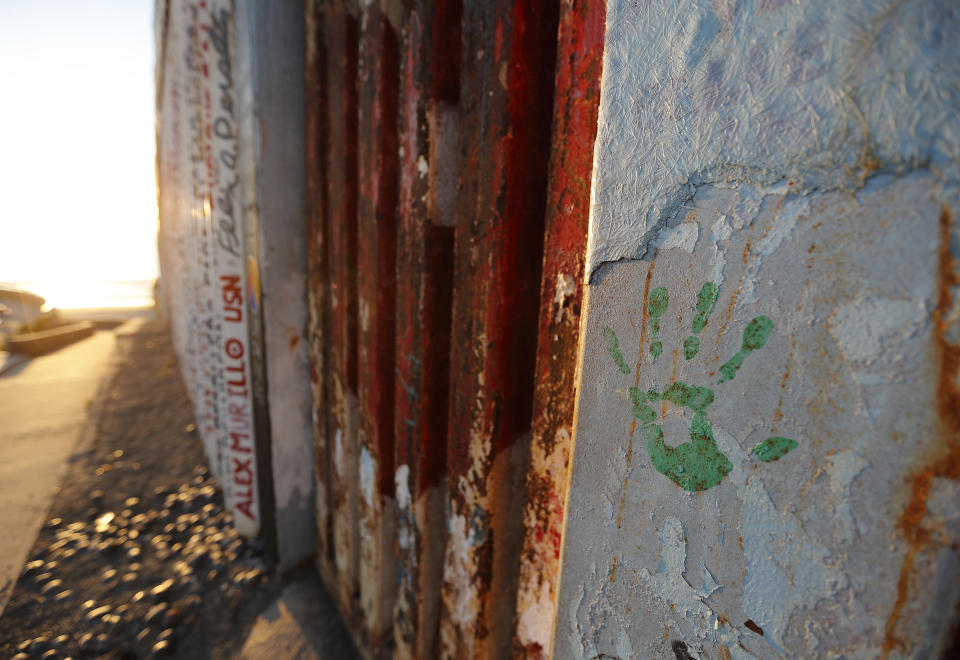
0;326;125;615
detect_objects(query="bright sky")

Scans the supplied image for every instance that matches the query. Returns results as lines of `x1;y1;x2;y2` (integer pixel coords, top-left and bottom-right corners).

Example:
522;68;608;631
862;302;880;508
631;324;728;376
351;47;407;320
0;0;158;307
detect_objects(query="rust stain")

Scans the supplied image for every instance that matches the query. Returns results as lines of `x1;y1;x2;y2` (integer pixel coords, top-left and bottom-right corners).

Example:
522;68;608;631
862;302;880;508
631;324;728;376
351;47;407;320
617;267;654;530
771;336;796;430
715;282;741;346
742;240;751;265
882;205;960;656
610;555;618;582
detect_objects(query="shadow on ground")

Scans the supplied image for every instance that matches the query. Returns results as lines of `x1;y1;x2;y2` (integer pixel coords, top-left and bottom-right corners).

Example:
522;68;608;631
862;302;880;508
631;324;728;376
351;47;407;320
0;320;357;660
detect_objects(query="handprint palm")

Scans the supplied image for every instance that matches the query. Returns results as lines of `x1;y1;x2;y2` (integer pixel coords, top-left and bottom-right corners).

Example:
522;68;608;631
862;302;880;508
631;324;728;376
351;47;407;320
604;282;797;491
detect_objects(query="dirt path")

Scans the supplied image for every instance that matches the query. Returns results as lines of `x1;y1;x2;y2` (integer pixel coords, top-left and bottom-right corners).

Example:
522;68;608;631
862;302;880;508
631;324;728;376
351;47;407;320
0;320;280;659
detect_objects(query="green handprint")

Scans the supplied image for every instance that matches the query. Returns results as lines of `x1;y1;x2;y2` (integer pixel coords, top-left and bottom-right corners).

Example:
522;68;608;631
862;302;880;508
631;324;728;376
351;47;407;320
604;281;797;491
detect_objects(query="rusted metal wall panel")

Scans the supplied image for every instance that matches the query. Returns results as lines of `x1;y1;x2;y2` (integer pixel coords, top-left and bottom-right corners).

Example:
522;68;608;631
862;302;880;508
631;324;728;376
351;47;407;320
355;2;401;651
439;1;560;658
235;0;313;570
304;0;336;582
393;1;460;657
321;0;362;618
513;1;606;657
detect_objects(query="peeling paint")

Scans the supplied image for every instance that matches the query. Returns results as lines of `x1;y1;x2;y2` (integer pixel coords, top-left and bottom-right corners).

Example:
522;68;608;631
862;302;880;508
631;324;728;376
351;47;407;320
586;0;960;275
557;170;959;657
829;297;926;363
554;272;577;324
359;445;375;514
715;426;847;649
395;463;411;510
516;569;555;653
443;511;480;632
825;450;869;544
654;222;700;254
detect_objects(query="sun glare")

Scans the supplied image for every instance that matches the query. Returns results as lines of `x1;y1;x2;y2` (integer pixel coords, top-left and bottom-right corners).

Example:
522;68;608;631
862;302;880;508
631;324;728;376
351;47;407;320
0;1;158;310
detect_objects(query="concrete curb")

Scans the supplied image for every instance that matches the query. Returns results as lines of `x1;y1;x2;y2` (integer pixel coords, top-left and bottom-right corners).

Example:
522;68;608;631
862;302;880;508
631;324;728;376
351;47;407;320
6;322;95;357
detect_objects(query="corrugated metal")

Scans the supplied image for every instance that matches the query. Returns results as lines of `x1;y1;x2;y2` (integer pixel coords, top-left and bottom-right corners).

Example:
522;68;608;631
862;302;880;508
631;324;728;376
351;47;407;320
322;1;362;619
356;1;401;650
513;1;606;656
393;1;459;656
299;0;604;656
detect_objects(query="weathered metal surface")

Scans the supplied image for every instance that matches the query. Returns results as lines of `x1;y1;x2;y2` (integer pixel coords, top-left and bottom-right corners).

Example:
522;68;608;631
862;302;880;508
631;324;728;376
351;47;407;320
236;0;313;570
512;0;606;657
355;2;400;652
304;0;334;578
322;1;361;615
440;1;560;658
393;0;459;657
555;1;960;658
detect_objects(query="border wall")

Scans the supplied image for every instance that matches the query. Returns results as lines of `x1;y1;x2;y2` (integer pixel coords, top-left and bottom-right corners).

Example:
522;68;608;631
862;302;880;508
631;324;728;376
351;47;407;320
156;1;960;658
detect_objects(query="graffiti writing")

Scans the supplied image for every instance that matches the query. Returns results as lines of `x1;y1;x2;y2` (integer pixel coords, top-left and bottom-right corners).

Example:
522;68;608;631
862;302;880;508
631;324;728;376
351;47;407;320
223;336;256;520
209;4;242;259
221;274;243;323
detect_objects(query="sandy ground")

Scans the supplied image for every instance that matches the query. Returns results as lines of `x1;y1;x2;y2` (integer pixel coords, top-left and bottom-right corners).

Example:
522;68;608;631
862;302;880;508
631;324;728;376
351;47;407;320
0;320;357;660
0;319;357;659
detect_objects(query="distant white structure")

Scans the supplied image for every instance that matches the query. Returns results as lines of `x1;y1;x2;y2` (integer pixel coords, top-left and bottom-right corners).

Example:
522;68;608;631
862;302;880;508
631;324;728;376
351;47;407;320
0;288;45;329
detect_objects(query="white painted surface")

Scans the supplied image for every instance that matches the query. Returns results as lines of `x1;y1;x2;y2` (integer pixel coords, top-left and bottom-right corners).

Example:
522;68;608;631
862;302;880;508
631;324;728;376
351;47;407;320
158;0;264;539
585;0;960;276
561;11;960;658
557;171;960;658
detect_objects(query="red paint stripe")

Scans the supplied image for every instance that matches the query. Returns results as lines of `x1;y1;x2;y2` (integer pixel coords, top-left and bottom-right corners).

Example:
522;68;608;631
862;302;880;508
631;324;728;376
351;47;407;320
321;2;360;619
442;0;559;656
514;0;606;656
357;12;399;498
356;5;401;647
394;2;460;656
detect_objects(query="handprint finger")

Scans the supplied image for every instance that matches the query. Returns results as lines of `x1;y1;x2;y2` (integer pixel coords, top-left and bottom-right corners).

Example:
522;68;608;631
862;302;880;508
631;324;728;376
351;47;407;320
603;327;631;374
752;436;798;462
683;281;719;360
648;286;669;358
718;315;774;383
